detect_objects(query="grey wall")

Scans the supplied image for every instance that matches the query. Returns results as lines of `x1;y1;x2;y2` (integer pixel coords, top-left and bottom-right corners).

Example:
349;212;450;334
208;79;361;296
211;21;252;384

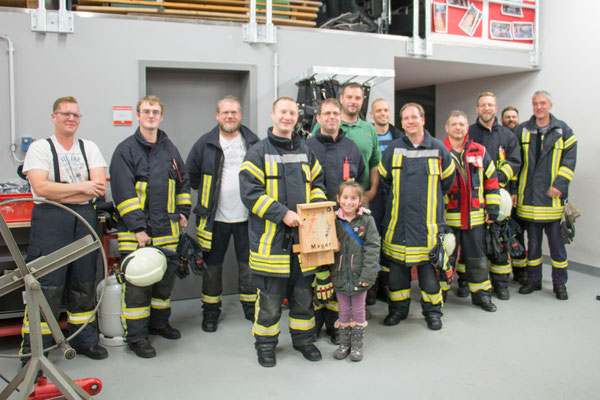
435;1;600;267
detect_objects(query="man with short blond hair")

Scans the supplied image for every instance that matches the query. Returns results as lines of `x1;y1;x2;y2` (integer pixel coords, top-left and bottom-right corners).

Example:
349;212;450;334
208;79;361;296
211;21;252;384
20;96;108;363
110;95;191;358
186;95;259;332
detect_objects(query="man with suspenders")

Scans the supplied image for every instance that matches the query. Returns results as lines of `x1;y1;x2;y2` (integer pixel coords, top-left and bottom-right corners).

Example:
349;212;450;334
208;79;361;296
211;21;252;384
20;96;109;363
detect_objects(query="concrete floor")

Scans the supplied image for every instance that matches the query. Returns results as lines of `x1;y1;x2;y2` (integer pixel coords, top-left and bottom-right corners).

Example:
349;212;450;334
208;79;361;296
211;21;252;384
1;263;600;399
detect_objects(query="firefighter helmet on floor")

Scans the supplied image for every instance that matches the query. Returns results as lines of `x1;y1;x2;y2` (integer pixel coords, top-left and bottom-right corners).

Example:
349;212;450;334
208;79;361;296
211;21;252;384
497;188;512;222
120;247;167;287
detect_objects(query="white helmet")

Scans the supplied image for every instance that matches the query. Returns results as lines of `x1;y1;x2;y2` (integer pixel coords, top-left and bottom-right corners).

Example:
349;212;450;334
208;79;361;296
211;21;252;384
442;232;456;256
497;188;513;222
121;247;167;287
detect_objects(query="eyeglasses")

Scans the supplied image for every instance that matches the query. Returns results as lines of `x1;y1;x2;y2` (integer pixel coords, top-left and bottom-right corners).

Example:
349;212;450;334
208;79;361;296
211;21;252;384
140;109;161;116
55;112;82;119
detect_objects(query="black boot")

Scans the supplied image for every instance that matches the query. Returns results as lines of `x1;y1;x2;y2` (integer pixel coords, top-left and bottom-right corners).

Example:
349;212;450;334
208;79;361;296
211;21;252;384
553;284;568;300
493;285;510;300
256;344;276;367
293;342;322;361
75;344;109;359
325;328;340;345
149;324;181;340
456;280;469;298
128;339;156;359
383;312;407;326
202;314;218;332
425;314;442;331
519;281;542;294
472;295;497;312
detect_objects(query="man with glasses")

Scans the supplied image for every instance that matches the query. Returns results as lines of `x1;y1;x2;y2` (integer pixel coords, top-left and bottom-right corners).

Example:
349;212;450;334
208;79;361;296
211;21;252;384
20;96;109;364
110;95;192;358
186;95;259;332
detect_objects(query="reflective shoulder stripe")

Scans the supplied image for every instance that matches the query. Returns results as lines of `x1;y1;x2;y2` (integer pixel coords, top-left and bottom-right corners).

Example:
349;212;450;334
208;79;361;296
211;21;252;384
563;135;577;149
240;160;265;185
310;159;323;180
394;148;440;158
264;153;308;163
485;160;496;178
378;160;388;177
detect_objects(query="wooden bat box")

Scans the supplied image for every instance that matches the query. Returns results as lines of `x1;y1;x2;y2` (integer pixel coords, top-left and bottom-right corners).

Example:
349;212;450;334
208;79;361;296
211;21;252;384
294;201;338;269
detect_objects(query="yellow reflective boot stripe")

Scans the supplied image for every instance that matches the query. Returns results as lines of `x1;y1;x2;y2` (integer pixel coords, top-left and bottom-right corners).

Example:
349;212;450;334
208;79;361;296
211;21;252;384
202;294;221;304
551;259;568;269
512;258;526;268
439;281;450;291
123;306;151;320
196;216;212;249
468;280;492;292
240;160;265;185
151;297;170;310
421;290;443;305
135;181;147;210
201;174;212;208
313;302;324;311
456;262;466;273
381;264;390;272
176;192;192;206
67;311;95;325
490;263;512;274
527;256;543;267
21;322;52;335
289;316;315;331
240;293;257;302
389;289;411;301
117;197;142;216
252;194;275;218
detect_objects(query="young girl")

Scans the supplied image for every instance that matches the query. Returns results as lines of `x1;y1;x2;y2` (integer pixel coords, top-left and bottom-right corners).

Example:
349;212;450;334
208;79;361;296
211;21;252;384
331;180;380;361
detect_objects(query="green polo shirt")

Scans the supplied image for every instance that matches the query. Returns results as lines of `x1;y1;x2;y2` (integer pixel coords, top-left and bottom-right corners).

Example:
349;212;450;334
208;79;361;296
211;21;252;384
312;119;381;190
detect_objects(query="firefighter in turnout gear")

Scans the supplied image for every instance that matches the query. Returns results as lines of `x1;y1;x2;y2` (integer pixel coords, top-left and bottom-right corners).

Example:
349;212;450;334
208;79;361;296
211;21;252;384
20;96;109;363
379;103;456;331
239;97;328;367
468;92;521;300
443;111;500;312
110;96;191;358
515;91;577;300
186;95;260;332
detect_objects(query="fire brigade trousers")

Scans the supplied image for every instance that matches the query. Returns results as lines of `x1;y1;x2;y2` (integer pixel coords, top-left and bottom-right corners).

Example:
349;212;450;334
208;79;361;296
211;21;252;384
450;226;492;302
201;221;255;317
20;203;99;356
121;255;178;342
252;256;315;347
313;296;338;336
526;220;568;285
388;261;443;317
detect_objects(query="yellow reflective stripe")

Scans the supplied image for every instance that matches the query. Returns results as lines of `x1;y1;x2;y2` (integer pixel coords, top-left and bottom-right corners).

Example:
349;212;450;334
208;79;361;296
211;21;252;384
252;194;275;218
196;216;212;249
445;212;461;227
240;161;265;185
380;265;390;272
258;219;276;256
250;250;290;274
240;293;257;302
441;159;454;180
151;298;170;309
266;161;278;202
152;234;179;246
383;156;402;245
527;257;543;267
389;289;411;301
468;280;492;292
378;161;388;178
484;161;496;179
166;178;176;213
456;262;466;273
512;258;527;267
313;302;324;311
500;163;514;181
490;263;511;274
117;197;142;216
176;193;192;206
202;294;221;304
421;290;443;305
67;311;95;325
551;259;568;269
135;181;147;211
310;159;322;180
557;166;574;181
325;301;338;312
252;322;279;336
517;130;531;207
21;322;52;335
439;281;450;291
427;158;439;249
289;316;315;331
563;135;577;149
201;174;212;208
310;188;327;201
486;193;501;205
123;306;151;320
117;231;139;252
382;242;430;264
516;205;564;221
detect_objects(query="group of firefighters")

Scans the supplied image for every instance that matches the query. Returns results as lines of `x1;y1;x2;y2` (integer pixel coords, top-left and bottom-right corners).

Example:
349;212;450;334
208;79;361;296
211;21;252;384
17;84;576;368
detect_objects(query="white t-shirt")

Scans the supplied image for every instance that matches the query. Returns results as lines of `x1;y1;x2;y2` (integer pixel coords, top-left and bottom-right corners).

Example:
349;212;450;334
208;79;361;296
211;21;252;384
215;133;248;223
23;135;107;202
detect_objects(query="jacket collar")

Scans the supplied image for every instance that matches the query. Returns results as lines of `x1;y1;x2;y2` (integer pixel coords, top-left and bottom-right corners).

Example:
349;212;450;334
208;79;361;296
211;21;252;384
267;127;302;150
443;133;470;151
475;116;500;132
401;129;435;149
315;129;346;144
205;125;258;147
525;113;562;132
134;127;167;148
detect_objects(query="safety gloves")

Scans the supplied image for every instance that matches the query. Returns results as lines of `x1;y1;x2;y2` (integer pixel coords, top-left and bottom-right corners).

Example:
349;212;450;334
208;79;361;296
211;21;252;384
313;270;334;300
